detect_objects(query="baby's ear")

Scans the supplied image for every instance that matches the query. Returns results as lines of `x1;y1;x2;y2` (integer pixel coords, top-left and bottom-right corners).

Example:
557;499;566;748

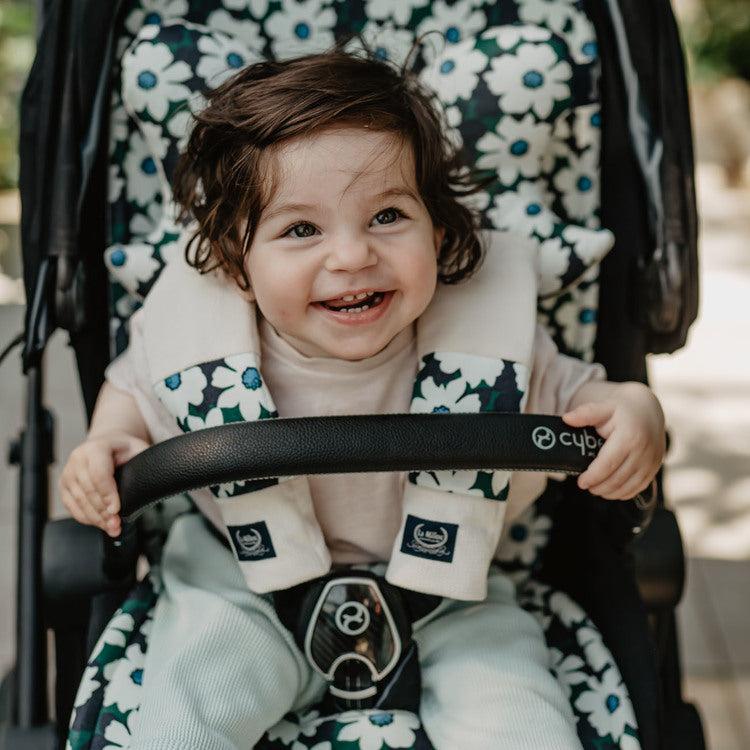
235;278;256;303
434;226;446;256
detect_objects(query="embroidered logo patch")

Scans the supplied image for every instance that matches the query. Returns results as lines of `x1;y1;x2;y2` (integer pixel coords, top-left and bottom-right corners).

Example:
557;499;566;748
401;515;457;563
227;521;276;561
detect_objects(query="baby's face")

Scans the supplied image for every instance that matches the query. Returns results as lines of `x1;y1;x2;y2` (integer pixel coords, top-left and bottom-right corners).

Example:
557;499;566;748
243;127;443;360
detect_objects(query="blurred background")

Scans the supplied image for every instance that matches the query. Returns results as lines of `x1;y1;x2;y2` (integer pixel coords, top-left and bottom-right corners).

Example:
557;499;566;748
1;0;749;746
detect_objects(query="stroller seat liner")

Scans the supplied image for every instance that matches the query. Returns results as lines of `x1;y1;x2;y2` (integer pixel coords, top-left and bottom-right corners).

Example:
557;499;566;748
64;1;647;748
67;496;640;750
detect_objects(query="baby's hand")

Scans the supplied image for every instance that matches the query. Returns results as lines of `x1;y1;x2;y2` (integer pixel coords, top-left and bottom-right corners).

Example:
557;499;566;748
562;382;666;500
59;433;149;537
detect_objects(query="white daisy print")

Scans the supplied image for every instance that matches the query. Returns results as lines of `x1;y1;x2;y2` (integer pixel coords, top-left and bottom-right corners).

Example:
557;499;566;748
416;466;511;498
577;623;615;674
518;0;580;36
105;243;163;298
185;404;225;433
416;0;487;62
100;611;136;649
204;9;265;52
266;711;320;745
213;353;276;421
129;201;164;240
476;113;552;185
155;365;208;423
561;224;614;272
102;642;146;714
73;664;103;708
483;23;553;52
102;711;135;748
547;587;587;629
553;148;601;222
549;647;588;693
619;730;643;750
484;41;572;119
124;0;189;34
220;0;266;11
164;103;196;153
108;162;125;204
539;236;573;297
571;103;601;151
497;512;552;566
138;121;171;165
346;21;415;67
123;41;194;122
575;665;633;739
337;710;421;750
443;104;464;150
122;133;163;206
364;0;429;26
411;374;482;414
196;31;257;88
487;181;556;238
264;0;336;59
421;41;487;104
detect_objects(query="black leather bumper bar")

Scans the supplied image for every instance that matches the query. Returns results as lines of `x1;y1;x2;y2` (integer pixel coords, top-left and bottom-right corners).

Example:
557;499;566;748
117;413;603;523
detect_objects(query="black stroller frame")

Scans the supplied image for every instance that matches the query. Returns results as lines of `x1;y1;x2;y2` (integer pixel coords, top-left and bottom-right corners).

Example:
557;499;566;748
2;0;702;748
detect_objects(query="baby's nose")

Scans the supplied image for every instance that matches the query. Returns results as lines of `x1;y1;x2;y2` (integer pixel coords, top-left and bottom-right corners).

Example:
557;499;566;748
325;235;377;272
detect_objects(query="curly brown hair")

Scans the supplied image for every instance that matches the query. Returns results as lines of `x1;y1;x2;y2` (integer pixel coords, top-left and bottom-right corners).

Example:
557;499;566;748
172;47;488;288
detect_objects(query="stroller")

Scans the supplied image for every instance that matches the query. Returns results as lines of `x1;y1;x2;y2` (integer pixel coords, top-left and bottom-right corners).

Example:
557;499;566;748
2;0;702;748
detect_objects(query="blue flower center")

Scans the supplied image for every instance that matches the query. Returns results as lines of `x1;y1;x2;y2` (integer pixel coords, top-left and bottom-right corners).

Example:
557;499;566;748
445;26;460;43
510;139;529;157
440;59;456;75
137;70;158;91
579;308;596;324
525;202;541;216
141;156;157;176
522;70;544;89
510;523;528;542
144;12;162;25
369;712;394;727
165;373;181;391
226;52;243;68
582;41;598;59
590;112;601;128
432;405;451;414
375;46;388;61
606;694;620;713
577;175;593;192
109;248;126;267
241;367;262;390
131;668;143;685
294;22;310;39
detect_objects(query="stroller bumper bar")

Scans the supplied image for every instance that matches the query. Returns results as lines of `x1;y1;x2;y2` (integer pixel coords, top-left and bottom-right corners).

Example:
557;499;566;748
116;413;604;522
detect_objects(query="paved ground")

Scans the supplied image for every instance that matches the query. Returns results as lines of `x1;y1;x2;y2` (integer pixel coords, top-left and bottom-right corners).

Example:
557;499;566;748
0;163;748;746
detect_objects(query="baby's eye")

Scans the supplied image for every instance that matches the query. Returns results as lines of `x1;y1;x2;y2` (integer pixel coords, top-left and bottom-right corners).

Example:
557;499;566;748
286;222;317;238
373;208;402;225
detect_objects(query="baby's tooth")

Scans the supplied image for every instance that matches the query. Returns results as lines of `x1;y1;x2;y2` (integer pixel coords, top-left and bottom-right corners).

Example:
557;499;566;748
355;292;368;300
343;295;355;302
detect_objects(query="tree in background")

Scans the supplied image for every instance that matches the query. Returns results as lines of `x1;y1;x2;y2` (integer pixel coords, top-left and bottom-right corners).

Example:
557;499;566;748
0;2;35;191
686;0;750;81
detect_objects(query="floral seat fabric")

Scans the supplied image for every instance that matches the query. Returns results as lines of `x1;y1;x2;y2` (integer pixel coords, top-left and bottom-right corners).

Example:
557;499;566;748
66;497;641;750
106;0;611;362
69;0;642;748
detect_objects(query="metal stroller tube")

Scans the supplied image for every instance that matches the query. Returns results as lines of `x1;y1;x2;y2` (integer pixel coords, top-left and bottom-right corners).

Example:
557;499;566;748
115;413;605;522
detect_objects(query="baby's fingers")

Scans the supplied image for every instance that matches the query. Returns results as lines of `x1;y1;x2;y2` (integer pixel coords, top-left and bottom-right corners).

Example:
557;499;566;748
563;401;615;432
576;436;627;492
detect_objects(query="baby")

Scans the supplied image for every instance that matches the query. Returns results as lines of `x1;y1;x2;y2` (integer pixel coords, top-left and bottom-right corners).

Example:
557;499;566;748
60;49;664;750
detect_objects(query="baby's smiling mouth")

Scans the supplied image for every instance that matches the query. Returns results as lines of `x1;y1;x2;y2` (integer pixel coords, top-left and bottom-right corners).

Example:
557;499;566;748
319;291;386;313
